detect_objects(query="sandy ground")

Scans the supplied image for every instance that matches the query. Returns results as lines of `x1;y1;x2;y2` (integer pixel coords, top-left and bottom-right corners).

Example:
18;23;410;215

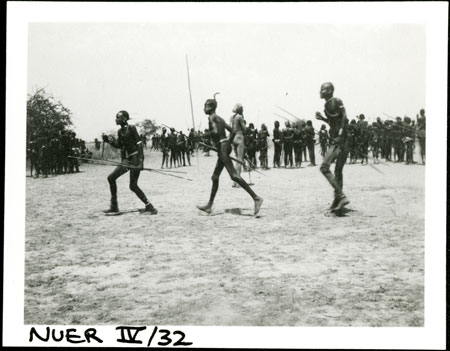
25;146;424;326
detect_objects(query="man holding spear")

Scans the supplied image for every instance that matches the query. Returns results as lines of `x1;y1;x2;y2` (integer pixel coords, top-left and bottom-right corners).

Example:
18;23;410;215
197;95;263;216
102;110;158;215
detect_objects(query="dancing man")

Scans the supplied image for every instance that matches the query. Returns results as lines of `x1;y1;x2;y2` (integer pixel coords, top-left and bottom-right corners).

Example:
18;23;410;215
103;110;157;214
197;95;263;216
315;82;350;212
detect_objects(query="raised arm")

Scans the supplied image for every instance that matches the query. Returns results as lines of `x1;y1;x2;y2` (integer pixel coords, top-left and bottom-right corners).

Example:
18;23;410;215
315;111;329;124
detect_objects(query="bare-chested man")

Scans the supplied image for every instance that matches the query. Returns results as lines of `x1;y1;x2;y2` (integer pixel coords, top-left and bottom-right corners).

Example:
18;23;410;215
230;103;246;187
315;82;350;212
103;110;157;214
197;96;263;216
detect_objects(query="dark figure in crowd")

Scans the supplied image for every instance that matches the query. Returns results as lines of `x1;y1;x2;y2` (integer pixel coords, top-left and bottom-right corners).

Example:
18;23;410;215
141;134;148;149
416;109;426;165
282;121;294;168
305;120;316;166
59;130;71;174
376;117;385;161
357;115;369;165
245;123;258;169
315;82;350;212
292;121;303;168
272;120;283;168
197;96;263;216
272;121;283;168
383;120;394;161
347;119;358;164
103;110;157;214
370;122;380;164
39;143;51;178
27;139;40;177
258;124;270;169
49;133;60;175
178;131;188;166
403;116;415;165
160;128;169;168
68;131;80;173
392;117;404;162
94;138;101;150
188;128;196;157
167;128;178;168
319;124;329;157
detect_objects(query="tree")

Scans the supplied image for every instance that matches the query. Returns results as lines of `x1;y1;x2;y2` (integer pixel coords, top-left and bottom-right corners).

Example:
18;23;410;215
135;119;160;138
27;88;73;143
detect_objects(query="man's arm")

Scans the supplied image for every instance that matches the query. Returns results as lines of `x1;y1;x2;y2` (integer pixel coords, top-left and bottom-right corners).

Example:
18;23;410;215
315;111;329;124
237;115;246;134
338;106;348;138
223;118;233;133
329;98;348;138
103;132;122;149
130;125;144;168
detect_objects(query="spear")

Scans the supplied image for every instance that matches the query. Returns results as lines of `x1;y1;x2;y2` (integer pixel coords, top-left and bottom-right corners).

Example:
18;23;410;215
273;112;293;122
275;105;304;122
197;141;266;176
69;156;193;181
86;156;188;173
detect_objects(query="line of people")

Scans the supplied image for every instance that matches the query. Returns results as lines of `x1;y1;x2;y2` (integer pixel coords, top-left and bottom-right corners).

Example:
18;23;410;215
27;130;92;178
158;128;194;168
346;111;426;165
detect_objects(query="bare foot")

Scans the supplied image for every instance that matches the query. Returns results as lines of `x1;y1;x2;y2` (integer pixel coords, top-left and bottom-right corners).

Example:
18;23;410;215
197;204;212;214
254;196;264;216
334;195;350;211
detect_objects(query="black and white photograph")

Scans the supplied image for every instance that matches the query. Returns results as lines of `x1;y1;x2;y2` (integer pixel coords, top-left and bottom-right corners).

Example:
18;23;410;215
4;2;447;348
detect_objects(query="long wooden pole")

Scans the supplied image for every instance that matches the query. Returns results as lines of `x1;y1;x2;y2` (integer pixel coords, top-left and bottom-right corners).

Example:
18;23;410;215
186;54;196;131
186;54;200;171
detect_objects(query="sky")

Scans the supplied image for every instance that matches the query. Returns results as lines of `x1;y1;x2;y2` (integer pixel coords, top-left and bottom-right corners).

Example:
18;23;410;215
27;22;426;141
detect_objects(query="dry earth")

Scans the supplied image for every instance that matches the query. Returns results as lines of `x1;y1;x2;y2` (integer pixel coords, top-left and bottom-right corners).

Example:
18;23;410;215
25;145;424;326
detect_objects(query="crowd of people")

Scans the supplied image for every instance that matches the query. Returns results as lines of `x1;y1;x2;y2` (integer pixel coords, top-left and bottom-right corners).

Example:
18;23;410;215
147;108;426;170
26;83;426;218
27;130;92;178
27;108;426;181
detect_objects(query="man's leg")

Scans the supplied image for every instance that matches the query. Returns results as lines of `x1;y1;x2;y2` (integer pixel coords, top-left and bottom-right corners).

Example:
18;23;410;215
161;151;164;168
221;143;263;215
277;143;282;167
182;149;186;166
293;144;299;167
197;157;225;213
186;148;191;166
309;143;316;166
333;146;350;210
233;136;245;187
320;144;345;210
129;168;157;214
105;165;128;213
290;144;294;166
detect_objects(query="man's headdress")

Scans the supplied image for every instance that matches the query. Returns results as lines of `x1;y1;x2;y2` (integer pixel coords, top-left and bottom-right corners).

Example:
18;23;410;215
205;92;220;109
